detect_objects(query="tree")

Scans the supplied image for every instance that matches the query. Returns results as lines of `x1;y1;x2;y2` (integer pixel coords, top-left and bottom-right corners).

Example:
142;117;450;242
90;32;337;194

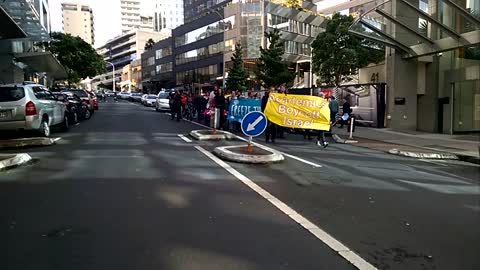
225;42;248;92
255;28;295;88
42;32;105;85
144;38;155;50
311;13;384;86
286;0;301;9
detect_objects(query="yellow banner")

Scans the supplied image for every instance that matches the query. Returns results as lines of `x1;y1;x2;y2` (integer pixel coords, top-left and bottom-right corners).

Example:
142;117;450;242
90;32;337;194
264;93;331;131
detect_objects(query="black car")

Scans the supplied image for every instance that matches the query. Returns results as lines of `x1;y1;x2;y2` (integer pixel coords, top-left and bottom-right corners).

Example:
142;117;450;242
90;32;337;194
52;92;91;123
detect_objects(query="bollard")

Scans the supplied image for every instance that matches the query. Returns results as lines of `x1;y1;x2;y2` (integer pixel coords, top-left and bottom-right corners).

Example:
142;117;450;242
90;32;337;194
246;136;253;153
349;117;354;139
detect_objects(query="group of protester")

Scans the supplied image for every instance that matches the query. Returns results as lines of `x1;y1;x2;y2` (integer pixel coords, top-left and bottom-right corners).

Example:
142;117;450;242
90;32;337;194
167;85;353;149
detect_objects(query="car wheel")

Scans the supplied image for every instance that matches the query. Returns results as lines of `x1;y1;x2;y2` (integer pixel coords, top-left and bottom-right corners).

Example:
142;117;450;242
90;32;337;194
39;119;50;137
61;115;69;131
84;109;91;120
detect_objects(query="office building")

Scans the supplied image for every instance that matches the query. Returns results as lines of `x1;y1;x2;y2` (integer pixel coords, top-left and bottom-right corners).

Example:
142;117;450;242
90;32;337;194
141;0;325;93
121;0;142;33
92;29;170;89
154;0;184;31
344;0;479;134
0;0;66;85
61;3;95;45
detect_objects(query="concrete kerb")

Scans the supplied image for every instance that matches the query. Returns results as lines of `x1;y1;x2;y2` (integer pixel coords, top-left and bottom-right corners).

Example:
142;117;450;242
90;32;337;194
0;137;57;149
190;130;237;140
388;149;459;160
0;153;32;171
213;145;284;164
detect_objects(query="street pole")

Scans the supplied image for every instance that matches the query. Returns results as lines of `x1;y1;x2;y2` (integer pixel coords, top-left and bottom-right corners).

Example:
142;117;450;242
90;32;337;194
106;61;115;92
309;54;313;96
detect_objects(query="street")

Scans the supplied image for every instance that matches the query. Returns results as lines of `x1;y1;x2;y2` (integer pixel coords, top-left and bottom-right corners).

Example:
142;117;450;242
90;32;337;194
1;100;479;270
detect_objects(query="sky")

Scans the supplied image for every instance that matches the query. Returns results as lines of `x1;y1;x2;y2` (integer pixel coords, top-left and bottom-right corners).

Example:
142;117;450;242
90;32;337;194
49;0;122;48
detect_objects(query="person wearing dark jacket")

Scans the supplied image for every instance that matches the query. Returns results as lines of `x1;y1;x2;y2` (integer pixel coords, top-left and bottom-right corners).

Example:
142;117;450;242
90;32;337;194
214;88;226;129
262;87;276;143
171;91;182;121
339;97;352;128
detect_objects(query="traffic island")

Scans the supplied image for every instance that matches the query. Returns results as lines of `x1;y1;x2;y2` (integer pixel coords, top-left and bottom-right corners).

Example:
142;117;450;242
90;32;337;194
190;130;236;140
0;137;58;149
213;145;284;164
0;153;32;171
388;148;459;160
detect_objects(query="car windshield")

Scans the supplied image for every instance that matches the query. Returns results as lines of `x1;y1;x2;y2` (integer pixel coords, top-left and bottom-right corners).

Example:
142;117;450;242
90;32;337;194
0;87;25;102
132;93;142;96
158;93;169;99
148;95;157;99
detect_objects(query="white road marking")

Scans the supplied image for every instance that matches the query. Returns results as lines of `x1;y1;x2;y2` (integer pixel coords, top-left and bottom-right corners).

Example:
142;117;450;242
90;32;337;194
419;159;449;167
234;135;323;168
194;145;376;270
178;134;192;143
52;137;62;142
178;117;323;168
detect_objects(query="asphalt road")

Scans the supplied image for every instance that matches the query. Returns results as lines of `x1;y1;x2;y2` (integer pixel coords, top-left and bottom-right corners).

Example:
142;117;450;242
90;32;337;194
1;100;479;270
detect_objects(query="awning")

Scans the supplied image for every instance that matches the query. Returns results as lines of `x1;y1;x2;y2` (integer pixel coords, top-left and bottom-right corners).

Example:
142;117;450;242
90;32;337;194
349;0;480;58
0;6;27;39
0;0;50;41
14;52;68;79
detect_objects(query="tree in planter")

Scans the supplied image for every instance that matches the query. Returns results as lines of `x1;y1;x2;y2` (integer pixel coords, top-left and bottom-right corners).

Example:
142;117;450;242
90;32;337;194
255;28;295;88
41;32;105;86
225;42;248;92
311;13;384;86
144;38;155;50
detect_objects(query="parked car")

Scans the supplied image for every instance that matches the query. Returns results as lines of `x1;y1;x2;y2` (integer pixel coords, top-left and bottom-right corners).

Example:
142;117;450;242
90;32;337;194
0;83;69;136
130;92;143;102
144;95;157;107
155;91;170;111
105;91;115;97
87;90;99;110
62;89;94;115
119;92;131;100
52;92;91;123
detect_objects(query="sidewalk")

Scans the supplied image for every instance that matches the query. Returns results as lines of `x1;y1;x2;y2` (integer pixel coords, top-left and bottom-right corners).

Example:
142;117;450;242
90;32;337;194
334;126;479;161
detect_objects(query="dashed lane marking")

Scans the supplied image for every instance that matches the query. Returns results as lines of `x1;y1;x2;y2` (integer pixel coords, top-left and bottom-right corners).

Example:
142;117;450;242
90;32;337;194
195;145;377;270
178;134;192;143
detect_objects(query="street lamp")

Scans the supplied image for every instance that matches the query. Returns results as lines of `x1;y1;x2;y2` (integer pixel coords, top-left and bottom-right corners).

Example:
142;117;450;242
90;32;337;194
207;8;226;89
105;61;115;92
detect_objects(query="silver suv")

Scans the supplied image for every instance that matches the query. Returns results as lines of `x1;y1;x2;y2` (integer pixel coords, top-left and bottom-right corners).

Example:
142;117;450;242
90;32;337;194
0;83;68;137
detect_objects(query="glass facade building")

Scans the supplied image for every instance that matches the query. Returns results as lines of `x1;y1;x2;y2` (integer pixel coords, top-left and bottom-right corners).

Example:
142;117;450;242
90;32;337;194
348;0;479;133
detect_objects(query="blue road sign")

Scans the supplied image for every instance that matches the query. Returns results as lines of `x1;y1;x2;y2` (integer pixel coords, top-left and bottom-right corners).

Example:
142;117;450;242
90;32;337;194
241;111;267;137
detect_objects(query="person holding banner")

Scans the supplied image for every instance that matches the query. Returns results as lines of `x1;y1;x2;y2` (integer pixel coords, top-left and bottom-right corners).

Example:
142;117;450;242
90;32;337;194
264;87;331;148
262;87;277;143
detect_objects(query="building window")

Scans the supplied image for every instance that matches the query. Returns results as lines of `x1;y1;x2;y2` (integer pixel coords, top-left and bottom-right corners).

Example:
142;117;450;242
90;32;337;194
156;62;173;74
175;16;236;47
147;56;155;66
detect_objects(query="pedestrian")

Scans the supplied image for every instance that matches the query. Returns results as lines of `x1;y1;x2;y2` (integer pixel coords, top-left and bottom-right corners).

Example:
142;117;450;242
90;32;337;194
262;87;277;143
276;84;287;139
329;96;339;126
315;92;329;148
339;96;352;128
171;91;182;121
214;87;226;130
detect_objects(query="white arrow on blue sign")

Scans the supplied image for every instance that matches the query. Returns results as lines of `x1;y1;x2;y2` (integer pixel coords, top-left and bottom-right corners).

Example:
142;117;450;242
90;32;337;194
241;111;268;137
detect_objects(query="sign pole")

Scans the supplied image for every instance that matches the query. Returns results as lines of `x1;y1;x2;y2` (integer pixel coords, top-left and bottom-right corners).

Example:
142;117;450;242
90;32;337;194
247;136;253;153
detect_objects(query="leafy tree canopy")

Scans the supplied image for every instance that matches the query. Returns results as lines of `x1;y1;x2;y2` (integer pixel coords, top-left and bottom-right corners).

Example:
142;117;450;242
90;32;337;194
311;13;384;86
255;28;295;88
42;32;105;85
225;42;248;92
144;38;155;50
